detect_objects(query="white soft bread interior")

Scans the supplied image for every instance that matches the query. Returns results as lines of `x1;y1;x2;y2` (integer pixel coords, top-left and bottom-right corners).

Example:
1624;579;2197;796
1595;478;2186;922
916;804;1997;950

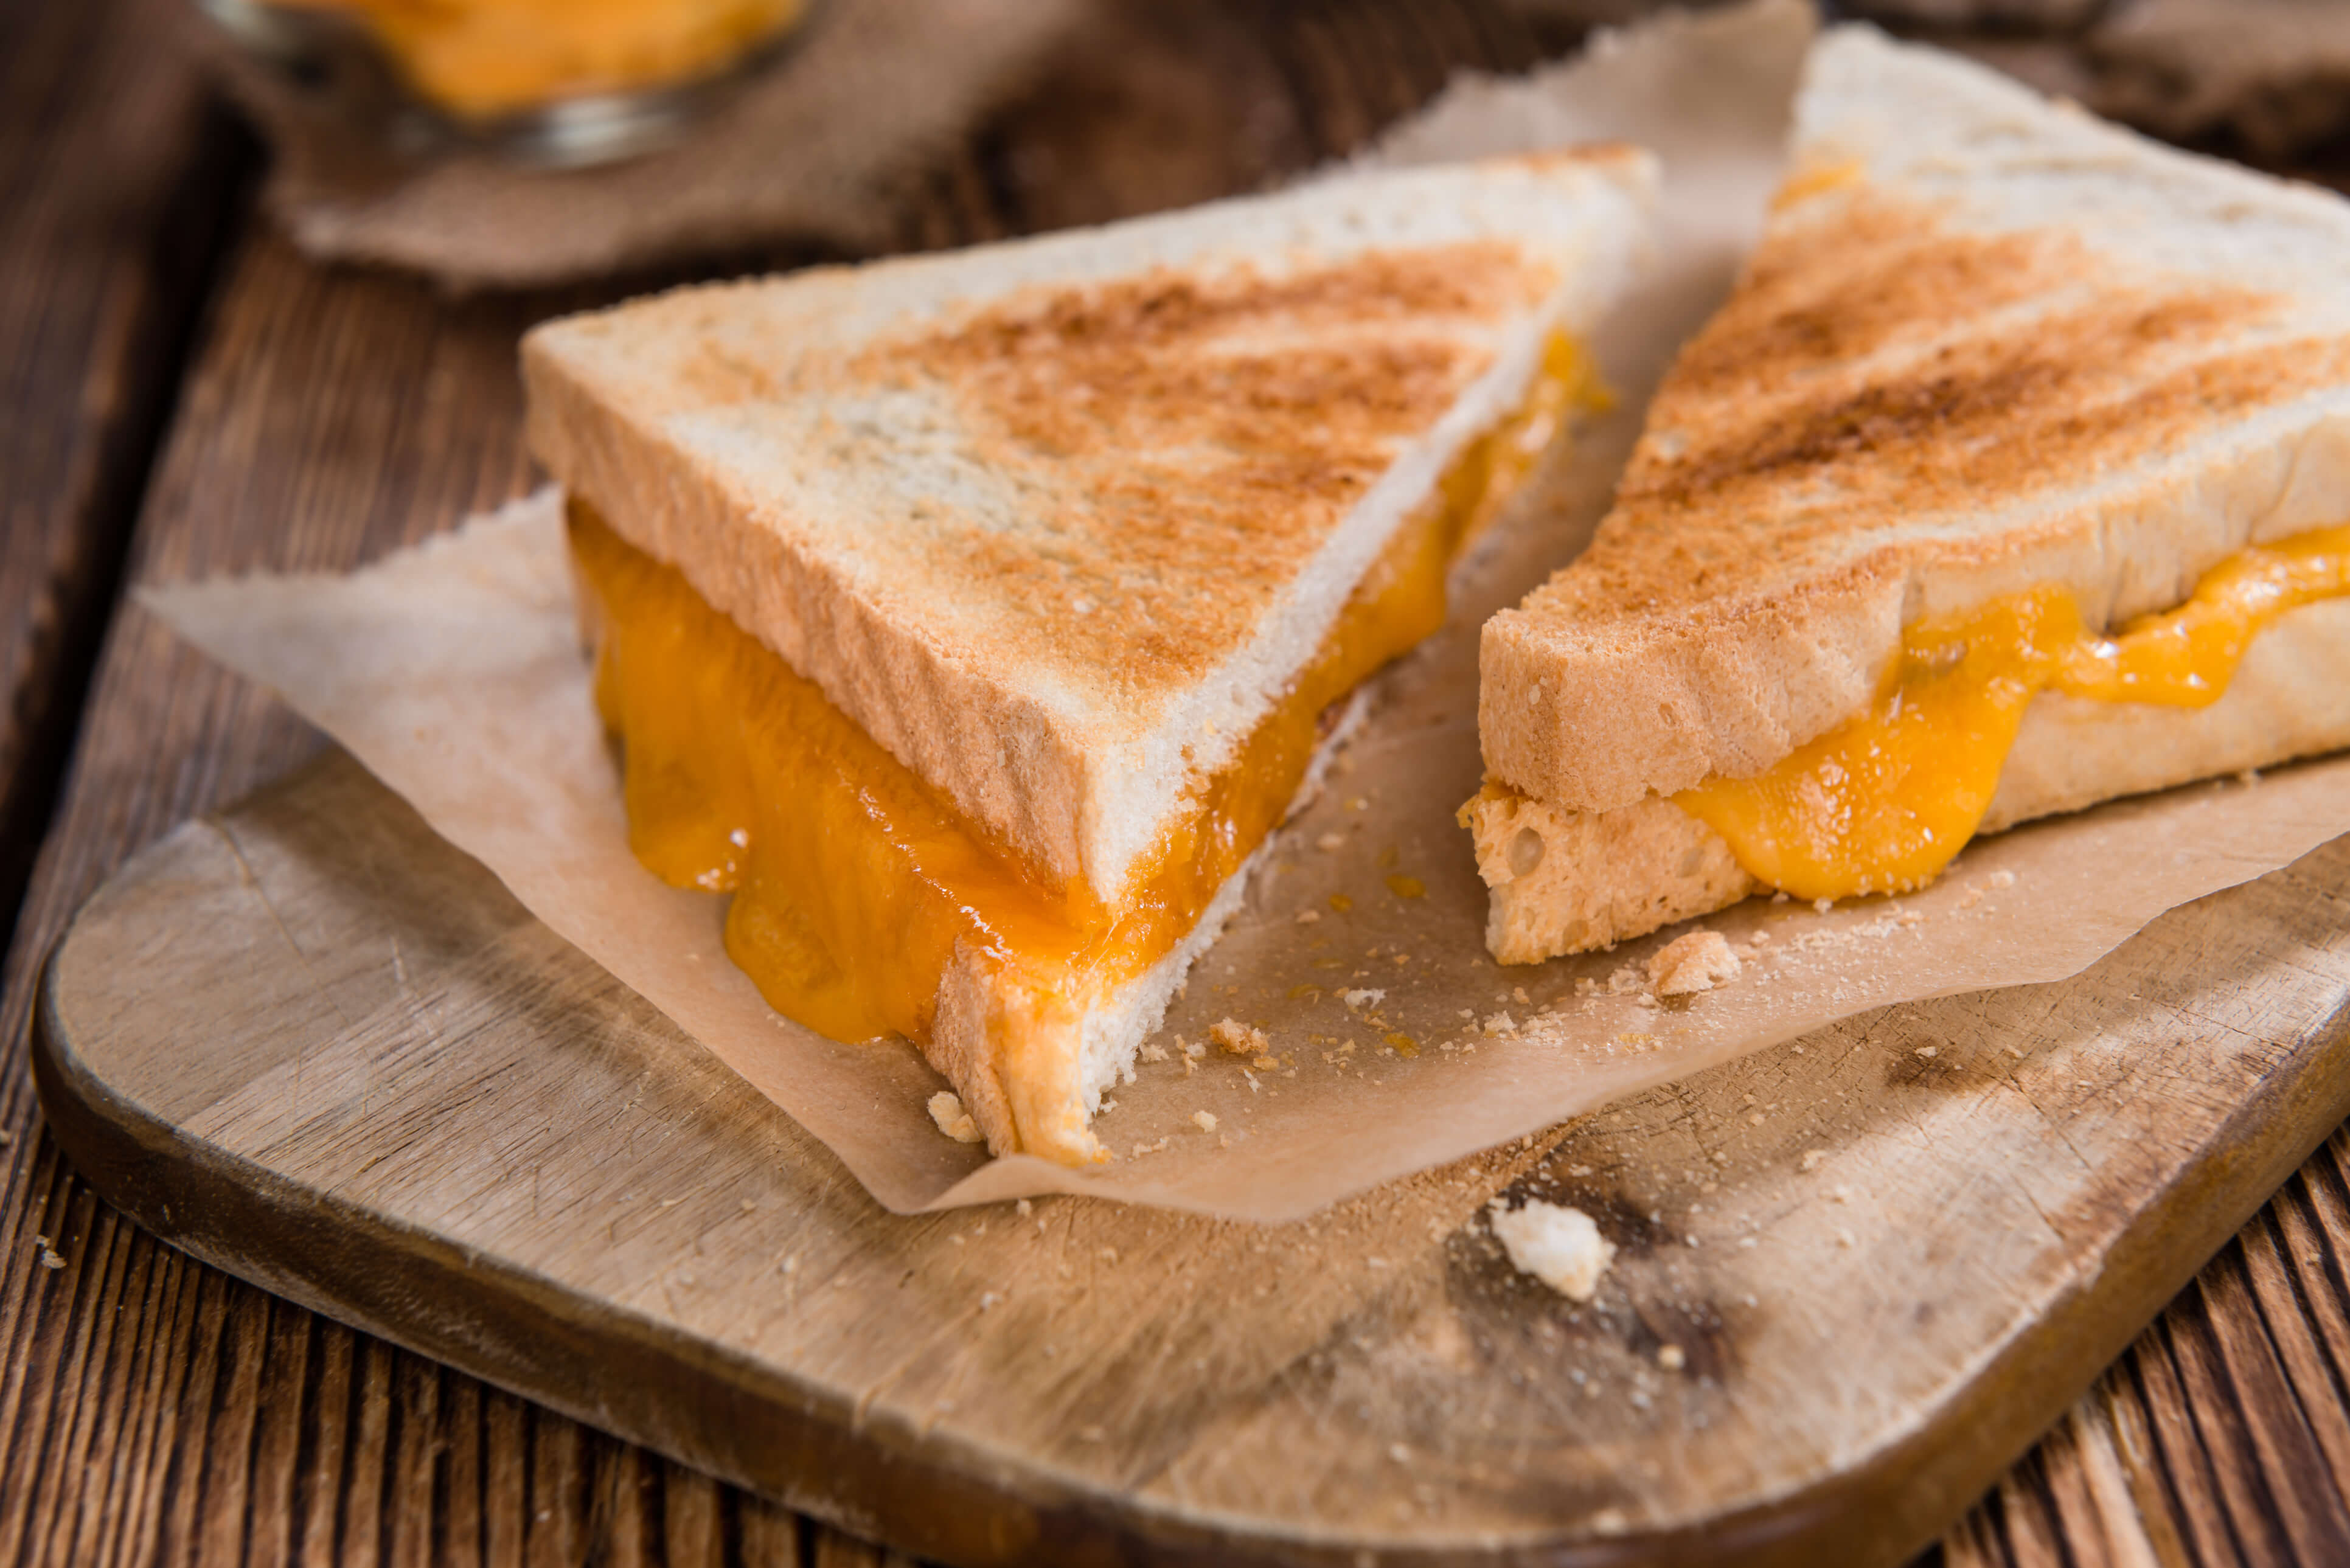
1480;26;2350;820
529;148;1655;906
1470;588;2350;964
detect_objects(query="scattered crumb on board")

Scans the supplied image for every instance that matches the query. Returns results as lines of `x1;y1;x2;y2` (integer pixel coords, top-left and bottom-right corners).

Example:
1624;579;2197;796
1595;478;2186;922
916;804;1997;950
1488;1199;1615;1302
1649;931;1742;996
926;1091;984;1144
1211;1018;1267;1056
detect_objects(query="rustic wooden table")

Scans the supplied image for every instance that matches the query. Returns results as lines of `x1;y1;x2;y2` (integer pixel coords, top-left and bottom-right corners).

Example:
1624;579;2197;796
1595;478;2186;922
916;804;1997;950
5;0;2350;1562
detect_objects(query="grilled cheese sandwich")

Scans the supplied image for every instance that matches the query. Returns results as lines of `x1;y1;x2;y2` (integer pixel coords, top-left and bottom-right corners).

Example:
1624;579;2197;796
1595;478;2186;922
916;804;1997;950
1466;29;2350;962
528;155;1653;1162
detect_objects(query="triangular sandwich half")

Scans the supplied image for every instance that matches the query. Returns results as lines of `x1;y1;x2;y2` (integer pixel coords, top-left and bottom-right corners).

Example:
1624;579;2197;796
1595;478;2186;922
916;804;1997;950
526;151;1656;1163
1466;26;2350;963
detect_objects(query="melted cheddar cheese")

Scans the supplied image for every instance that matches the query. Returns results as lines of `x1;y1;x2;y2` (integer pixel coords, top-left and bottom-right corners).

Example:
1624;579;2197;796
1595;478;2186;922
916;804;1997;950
277;0;805;117
1675;525;2350;900
575;334;1599;1052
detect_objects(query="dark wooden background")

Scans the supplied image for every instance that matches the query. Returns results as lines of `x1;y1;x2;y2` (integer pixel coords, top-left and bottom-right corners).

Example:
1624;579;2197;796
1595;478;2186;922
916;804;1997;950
5;0;2350;1561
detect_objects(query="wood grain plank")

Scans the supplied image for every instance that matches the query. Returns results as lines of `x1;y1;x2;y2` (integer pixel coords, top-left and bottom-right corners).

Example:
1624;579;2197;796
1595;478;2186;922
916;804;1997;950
2197;1253;2350;1559
245;1300;316;1568
0;0;246;954
736;1490;808;1568
439;1369;485;1568
0;214;551;1568
482;1385;530;1567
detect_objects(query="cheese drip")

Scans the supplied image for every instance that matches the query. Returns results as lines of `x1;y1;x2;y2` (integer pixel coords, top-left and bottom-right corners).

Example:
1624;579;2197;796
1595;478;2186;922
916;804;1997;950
576;334;1599;1052
1676;525;2350;901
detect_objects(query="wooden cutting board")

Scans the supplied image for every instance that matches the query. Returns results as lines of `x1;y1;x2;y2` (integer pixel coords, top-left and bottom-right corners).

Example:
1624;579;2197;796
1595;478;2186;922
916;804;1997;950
33;751;2350;1567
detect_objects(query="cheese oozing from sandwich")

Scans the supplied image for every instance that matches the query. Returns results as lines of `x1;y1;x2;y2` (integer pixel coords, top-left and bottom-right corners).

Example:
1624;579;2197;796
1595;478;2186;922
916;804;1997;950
574;335;1596;1063
1674;526;2350;900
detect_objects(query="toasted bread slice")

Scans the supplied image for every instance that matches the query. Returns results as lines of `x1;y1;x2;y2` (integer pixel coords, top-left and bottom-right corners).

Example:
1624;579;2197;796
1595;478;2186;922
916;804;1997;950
1472;27;2350;961
532;151;1657;1161
530;150;1653;903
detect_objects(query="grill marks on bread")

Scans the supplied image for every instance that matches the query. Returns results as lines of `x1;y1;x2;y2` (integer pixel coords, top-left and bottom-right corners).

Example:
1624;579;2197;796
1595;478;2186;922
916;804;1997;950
1537;194;2312;630
857;243;1544;698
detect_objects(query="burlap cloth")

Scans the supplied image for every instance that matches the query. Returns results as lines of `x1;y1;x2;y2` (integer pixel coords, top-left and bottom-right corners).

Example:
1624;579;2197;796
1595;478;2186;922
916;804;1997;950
209;0;1088;291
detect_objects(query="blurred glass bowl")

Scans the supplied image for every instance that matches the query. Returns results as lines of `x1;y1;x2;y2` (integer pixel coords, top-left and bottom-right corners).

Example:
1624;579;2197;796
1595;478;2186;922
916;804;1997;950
198;0;819;166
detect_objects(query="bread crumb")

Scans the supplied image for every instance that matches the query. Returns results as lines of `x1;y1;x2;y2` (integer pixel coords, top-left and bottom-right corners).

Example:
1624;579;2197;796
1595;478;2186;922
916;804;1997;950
1193;1110;1218;1133
1252;1055;1279;1070
1656;1344;1686;1372
1489;1200;1615;1302
1799;1149;1829;1173
1341;988;1385;1010
1211;1018;1267;1056
1512;987;1530;1005
1295;909;1320;924
1988;869;2016;889
1016;1198;1032;1216
1813;897;1835;915
1139;1041;1169;1064
1914;1044;1938;1058
926;1091;984;1144
1649;931;1742;997
1316;832;1345;851
1481;1012;1518;1036
1606;965;1646;996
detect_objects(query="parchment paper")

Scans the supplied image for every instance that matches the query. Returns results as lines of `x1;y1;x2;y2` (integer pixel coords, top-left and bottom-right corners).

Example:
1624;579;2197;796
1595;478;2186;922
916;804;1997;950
144;0;2350;1220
